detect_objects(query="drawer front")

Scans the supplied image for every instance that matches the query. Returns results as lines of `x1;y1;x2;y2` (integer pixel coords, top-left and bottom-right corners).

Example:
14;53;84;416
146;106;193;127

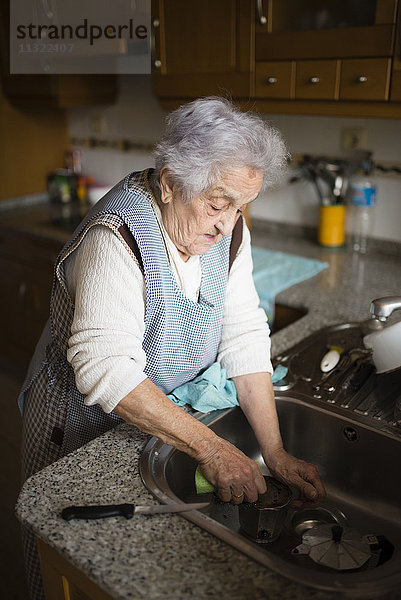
340;59;391;100
255;61;294;99
390;70;401;101
295;60;340;100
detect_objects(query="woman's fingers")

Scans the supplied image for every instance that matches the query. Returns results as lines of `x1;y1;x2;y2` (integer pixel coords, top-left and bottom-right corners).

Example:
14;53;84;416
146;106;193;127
295;462;326;503
199;439;266;504
265;448;326;509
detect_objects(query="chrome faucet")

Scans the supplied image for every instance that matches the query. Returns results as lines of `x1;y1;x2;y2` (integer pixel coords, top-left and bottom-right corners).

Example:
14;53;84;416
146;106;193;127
370;296;401;322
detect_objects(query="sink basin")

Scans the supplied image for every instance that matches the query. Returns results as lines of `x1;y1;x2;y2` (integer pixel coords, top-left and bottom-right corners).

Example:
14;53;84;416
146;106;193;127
140;322;401;598
141;399;401;597
272;303;307;333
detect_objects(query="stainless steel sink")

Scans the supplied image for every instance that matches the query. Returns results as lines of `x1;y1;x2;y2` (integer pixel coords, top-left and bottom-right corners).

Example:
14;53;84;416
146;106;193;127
140;322;401;598
272;302;307;333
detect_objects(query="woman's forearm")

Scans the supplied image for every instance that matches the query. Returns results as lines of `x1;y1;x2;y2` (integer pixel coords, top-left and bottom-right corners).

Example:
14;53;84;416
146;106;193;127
113;377;267;503
233;371;283;460
113;378;218;460
234;371;326;507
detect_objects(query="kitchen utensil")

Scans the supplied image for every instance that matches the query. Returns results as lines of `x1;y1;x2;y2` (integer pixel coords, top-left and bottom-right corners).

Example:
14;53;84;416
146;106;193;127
320;349;341;372
238;476;292;543
313;348;370;392
363;321;401;373
61;501;209;521
292;524;372;570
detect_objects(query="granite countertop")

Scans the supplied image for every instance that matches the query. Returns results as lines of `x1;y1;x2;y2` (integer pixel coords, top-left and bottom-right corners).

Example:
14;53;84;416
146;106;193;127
0;195;88;245
13;200;401;600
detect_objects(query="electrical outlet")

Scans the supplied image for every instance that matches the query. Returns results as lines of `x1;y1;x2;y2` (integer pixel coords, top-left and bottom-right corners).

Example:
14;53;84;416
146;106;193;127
342;128;367;151
90;115;107;135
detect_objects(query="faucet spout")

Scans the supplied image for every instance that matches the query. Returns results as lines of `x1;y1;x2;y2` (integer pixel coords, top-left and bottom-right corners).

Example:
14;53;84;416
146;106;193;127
370;296;401;322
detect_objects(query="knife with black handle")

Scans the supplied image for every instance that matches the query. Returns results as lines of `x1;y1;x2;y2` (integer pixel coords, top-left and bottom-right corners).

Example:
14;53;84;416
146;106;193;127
61;501;209;521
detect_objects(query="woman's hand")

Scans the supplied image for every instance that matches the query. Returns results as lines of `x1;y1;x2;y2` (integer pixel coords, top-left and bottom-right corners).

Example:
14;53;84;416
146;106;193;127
197;438;267;505
265;447;326;509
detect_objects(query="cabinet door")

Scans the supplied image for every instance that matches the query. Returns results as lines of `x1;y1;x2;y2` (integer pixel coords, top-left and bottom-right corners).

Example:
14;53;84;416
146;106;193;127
0;231;60;367
256;0;397;60
255;61;294;98
0;255;53;366
152;0;254;98
295;60;340;100
340;58;391;100
0;0;117;108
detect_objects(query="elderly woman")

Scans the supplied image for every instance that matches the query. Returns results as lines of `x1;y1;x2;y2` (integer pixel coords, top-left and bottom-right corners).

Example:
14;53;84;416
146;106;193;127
20;97;325;599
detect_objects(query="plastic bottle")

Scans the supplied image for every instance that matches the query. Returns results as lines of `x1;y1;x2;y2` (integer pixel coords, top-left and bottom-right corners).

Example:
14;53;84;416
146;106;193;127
348;168;377;254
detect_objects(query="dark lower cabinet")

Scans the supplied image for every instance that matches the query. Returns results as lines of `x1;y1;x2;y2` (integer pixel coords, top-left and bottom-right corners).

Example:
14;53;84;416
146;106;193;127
0;229;62;367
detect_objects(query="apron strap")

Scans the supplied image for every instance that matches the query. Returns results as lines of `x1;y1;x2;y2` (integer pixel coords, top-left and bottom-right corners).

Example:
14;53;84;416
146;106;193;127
118;215;244;274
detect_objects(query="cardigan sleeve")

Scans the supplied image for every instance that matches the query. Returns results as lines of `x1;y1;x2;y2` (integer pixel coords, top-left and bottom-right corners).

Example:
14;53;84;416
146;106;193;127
217;223;273;378
65;225;148;413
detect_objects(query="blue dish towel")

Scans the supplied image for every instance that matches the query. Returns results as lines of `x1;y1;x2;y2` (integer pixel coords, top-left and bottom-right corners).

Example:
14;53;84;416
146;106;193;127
251;247;328;324
167;362;288;413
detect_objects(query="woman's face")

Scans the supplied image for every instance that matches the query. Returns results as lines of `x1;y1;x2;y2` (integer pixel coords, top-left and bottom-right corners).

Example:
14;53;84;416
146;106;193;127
159;165;263;261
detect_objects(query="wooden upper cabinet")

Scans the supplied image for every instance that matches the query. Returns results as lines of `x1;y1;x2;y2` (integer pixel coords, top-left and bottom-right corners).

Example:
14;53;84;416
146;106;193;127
151;0;401;116
253;0;401;115
256;0;398;60
152;0;255;98
0;0;117;107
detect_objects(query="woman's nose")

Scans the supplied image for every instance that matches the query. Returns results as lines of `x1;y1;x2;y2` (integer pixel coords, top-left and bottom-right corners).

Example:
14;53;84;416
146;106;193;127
216;209;237;236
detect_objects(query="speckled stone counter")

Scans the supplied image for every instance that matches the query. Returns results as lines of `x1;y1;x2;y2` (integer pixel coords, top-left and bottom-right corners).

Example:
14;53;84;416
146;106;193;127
14;203;401;600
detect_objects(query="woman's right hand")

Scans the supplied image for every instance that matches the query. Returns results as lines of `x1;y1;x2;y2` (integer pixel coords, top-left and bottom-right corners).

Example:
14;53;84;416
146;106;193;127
197;438;266;504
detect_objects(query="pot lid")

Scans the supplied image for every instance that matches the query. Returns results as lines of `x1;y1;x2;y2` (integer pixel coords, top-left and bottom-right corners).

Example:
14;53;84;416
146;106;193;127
292;524;372;570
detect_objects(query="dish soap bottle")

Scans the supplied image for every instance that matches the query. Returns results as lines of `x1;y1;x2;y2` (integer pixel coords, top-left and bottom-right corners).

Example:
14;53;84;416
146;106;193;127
348;163;377;254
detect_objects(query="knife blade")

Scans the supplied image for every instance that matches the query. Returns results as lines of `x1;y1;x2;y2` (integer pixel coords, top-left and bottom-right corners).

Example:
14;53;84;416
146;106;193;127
61;501;209;521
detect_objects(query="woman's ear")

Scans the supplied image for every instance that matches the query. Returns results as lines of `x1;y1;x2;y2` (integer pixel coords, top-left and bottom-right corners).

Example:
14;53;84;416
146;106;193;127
159;167;174;204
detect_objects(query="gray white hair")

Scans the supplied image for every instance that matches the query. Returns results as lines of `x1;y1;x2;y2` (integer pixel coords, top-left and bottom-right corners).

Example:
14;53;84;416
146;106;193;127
153;96;289;202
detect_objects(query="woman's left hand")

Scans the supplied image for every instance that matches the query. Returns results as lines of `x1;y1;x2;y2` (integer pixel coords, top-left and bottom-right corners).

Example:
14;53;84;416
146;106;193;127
264;447;326;509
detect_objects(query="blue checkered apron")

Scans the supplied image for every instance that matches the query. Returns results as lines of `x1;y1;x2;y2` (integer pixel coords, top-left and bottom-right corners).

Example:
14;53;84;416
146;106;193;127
19;170;232;599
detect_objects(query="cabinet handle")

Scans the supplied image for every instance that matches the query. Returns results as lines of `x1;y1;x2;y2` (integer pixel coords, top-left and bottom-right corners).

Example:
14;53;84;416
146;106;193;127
154;60;162;68
309;76;320;84
153;19;160;28
256;0;267;25
356;76;368;83
18;282;27;300
266;76;278;84
41;0;54;19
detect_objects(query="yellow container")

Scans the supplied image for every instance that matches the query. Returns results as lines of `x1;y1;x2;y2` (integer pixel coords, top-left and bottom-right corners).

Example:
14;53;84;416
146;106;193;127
318;205;345;247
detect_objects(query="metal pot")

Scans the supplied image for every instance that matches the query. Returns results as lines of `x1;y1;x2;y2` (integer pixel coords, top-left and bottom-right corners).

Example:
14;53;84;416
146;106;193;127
238;476;291;543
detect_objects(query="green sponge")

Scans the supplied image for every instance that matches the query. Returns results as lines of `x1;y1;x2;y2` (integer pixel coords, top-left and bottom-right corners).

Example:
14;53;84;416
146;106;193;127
195;462;263;495
195;465;215;494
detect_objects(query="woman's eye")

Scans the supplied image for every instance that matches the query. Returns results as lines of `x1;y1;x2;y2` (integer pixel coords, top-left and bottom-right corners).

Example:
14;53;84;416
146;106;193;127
210;205;221;212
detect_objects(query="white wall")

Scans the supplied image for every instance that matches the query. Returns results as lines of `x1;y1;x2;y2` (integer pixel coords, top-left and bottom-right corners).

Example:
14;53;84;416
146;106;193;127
67;76;166;185
254;114;401;242
67;76;401;242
